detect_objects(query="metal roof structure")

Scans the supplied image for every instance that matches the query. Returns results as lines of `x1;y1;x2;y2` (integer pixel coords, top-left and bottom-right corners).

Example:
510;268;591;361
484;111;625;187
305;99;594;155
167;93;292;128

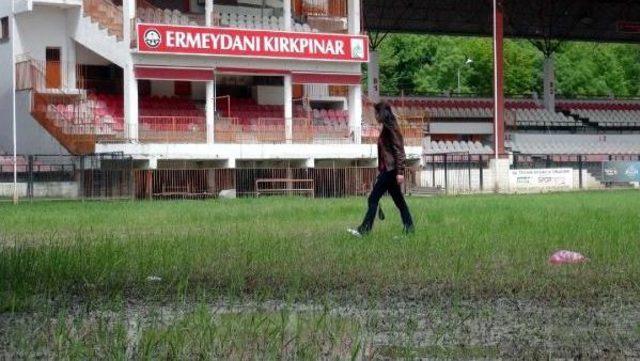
363;0;640;43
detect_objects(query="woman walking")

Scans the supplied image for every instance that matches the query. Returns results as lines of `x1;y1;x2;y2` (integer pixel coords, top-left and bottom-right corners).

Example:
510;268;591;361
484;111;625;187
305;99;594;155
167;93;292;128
349;101;415;237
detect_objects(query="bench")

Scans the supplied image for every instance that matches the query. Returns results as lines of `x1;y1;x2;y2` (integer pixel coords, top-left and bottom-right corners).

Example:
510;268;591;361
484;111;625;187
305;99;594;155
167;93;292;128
152;183;215;199
255;178;314;198
407;186;445;197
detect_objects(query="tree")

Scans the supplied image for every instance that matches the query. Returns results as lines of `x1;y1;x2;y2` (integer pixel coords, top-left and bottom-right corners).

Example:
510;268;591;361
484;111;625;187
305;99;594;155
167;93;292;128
373;34;640;98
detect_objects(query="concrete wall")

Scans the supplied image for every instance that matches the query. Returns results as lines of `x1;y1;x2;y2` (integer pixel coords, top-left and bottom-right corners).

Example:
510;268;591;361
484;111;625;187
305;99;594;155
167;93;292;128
149;80;208;100
13;5;80;91
253;85;284;105
132;53;362;76
191;81;206;100
190;0;204;13
15;6;73;62
0;181;78;198
75;42;110;65
11;91;68;155
430;122;493;135
96;142;406;161
150;80;175;97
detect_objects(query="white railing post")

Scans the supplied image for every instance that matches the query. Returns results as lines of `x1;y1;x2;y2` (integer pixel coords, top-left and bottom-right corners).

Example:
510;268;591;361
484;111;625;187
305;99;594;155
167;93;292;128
284;74;293;143
123;0;136;47
283;0;292;31
347;0;360;34
348;84;362;144
348;0;362;144
206;79;215;143
124;63;138;141
205;0;213;27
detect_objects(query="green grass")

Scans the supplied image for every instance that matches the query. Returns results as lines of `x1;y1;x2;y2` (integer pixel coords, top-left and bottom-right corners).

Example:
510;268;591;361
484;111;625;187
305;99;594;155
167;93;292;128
2;191;640;358
2;191;640;311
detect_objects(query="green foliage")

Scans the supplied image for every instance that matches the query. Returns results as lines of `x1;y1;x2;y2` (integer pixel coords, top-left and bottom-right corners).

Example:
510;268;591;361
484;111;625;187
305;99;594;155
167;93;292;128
374;34;640;97
555;43;640;97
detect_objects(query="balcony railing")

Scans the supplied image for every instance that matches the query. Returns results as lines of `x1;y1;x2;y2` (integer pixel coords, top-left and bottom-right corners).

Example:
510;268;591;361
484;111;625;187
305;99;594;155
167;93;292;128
139;116;207;143
135;0;350;34
215;117;286;144
361;124;425;147
293;0;348;33
212;117;355;144
91;116;425;146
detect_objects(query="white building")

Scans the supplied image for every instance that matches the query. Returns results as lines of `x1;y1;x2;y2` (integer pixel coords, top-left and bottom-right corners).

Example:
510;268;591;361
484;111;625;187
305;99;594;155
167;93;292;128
0;0;423;172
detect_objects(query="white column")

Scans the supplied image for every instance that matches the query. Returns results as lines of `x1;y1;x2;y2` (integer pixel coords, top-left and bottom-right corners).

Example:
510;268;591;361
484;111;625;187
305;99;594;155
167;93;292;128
543;54;555;112
283;0;292;31
347;0;361;34
490;158;511;193
206;80;215;143
348;0;363;145
65;37;77;89
124;63;138;141
205;0;213;26
123;0;136;47
348;84;362;144
284;74;293;143
367;50;380;103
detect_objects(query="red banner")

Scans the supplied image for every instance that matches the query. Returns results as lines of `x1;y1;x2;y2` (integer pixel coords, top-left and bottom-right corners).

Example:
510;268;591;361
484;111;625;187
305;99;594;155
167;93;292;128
137;23;369;63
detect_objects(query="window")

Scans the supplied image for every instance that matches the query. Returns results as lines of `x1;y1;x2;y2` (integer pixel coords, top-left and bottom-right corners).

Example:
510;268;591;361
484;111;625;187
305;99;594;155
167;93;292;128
0;17;9;42
46;48;61;62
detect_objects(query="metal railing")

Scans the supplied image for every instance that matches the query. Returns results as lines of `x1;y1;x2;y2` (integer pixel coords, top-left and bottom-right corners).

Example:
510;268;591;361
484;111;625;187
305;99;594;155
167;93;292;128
421;154;490;194
139;116;207;143
361;124;424;147
139;166;418;199
0;154;133;201
96;118;423;146
213;117;354;144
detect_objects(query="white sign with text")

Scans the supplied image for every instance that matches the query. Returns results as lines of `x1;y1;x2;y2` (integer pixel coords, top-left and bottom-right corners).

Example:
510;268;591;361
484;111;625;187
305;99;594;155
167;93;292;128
509;168;574;191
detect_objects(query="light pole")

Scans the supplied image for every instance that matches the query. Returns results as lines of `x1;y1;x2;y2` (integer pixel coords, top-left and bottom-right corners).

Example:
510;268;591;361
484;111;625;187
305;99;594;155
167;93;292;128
457;58;473;94
11;0;18;204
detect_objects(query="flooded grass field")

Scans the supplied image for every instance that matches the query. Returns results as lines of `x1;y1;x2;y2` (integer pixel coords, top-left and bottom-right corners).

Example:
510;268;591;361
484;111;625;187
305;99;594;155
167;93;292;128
2;191;639;358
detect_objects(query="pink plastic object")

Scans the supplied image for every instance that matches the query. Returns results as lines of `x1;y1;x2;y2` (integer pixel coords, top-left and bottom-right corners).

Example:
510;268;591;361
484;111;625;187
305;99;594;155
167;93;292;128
549;250;588;265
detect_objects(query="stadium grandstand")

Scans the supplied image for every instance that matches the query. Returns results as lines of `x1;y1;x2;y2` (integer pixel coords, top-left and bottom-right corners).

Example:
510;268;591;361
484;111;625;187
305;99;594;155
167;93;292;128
1;0;639;199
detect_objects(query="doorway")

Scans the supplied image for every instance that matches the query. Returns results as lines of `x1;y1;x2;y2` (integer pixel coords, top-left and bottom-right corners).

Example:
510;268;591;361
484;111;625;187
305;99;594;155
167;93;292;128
46;47;61;89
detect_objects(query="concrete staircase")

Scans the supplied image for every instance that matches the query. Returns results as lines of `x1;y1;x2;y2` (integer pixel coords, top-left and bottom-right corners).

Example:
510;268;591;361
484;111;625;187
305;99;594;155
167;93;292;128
31;92;97;155
70;1;129;68
575;169;605;190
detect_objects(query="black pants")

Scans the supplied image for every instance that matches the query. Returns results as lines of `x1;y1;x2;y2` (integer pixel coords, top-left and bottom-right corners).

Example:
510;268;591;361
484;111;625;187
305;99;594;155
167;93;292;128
359;170;414;233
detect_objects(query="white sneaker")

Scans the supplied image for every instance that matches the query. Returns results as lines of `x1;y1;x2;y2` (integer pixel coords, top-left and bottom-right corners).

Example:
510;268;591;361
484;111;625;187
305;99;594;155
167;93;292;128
347;228;363;238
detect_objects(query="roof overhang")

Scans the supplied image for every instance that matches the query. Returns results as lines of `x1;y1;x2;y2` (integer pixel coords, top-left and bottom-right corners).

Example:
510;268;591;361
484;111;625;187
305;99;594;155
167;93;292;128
363;0;640;44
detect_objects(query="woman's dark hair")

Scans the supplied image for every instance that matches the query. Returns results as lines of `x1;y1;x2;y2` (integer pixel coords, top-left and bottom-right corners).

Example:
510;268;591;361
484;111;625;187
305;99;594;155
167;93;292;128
374;101;399;130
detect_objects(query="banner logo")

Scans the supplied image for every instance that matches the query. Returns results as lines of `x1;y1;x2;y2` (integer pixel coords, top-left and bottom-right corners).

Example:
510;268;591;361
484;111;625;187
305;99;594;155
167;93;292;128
143;29;162;48
350;38;365;59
